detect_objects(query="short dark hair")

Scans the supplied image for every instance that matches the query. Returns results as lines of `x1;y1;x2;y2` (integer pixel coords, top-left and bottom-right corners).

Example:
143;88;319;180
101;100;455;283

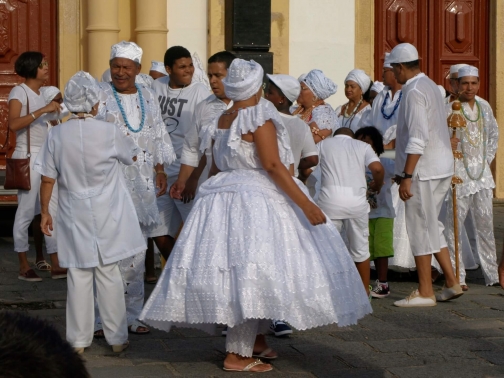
0;312;90;378
334;127;355;138
14;51;44;79
355;126;385;156
164;46;191;68
208;51;236;69
392;60;420;70
267;79;293;107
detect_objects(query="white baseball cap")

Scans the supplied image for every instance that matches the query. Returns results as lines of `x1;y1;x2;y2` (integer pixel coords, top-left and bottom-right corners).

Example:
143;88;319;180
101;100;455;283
387;43;419;64
266;74;301;103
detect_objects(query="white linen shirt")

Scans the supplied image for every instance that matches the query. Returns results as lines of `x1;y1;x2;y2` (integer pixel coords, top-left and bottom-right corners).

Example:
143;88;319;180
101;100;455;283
394;73;454;180
152;77;210;177
359;88;402;135
317;135;380;219
33;117;147;268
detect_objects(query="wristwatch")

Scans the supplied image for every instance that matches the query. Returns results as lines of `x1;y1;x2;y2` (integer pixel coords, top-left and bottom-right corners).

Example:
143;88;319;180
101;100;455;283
401;172;413;179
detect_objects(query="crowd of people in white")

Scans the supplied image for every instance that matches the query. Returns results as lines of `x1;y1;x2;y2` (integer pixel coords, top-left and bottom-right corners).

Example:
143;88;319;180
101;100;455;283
7;40;503;373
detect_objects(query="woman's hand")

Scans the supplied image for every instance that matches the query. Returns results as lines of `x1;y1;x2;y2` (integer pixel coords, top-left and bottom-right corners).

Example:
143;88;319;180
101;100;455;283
302;202;326;226
41;101;62;115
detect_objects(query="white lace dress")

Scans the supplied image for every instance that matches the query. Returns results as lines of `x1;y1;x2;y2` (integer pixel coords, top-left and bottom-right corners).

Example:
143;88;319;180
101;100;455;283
140;101;372;332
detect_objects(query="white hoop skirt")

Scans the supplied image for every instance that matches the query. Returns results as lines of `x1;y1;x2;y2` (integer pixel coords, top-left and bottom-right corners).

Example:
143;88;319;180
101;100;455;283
140;169;372;333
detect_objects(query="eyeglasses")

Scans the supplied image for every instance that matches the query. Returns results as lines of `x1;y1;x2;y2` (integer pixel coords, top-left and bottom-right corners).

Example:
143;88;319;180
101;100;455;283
39;61;49;68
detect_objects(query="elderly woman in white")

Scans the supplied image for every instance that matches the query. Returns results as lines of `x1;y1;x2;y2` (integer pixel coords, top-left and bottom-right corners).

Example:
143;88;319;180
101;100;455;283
35;71;146;354
336;69;372;132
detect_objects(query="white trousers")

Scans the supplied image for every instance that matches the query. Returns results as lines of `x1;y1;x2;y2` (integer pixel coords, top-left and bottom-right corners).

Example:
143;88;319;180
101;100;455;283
66;261;127;348
444;189;498;286
331;215;370;263
12;149;58;254
225;319;270;357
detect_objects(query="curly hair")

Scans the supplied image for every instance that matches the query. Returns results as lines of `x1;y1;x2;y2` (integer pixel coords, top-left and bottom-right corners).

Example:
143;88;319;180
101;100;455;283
355;126;384;156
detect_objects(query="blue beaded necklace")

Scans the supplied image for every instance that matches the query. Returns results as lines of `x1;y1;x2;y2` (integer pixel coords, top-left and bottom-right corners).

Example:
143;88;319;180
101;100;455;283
381;90;402;120
112;83;146;133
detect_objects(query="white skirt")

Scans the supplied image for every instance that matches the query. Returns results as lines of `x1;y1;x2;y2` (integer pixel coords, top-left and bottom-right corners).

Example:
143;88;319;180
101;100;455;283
140;169;372;333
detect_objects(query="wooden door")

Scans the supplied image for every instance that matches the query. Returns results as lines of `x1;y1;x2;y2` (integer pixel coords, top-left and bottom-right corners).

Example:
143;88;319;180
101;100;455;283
375;0;489;100
0;0;58;169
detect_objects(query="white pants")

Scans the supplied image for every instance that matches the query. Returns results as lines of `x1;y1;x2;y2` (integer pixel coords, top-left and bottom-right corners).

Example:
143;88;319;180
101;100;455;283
12;149;58;254
226;319;270;357
444;189;498;286
67;261;127;348
331;215;370;263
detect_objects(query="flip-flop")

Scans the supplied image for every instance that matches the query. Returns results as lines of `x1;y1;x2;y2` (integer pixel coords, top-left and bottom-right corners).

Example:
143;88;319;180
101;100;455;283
35;260;51;271
18;269;42;282
252;347;278;360
223;359;273;372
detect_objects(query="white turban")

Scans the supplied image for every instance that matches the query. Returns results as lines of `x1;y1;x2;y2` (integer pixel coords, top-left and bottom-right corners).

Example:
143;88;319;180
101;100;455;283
136;73;154;88
150;60;167;75
303;69;337;100
450;63;468;77
64;71;101;113
297;73;307;83
40;86;61;105
110;41;143;64
458;65;479;78
345;69;371;92
223;59;264;101
370;81;385;93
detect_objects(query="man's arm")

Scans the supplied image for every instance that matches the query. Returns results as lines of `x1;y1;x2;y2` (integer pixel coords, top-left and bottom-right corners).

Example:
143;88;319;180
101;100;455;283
40;176;56;236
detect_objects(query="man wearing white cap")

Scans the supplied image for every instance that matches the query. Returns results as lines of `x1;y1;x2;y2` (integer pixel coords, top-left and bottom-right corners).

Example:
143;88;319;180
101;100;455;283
389;43;462;307
149;61;168;80
446;64;469;103
95;41;176;336
442;65;499;290
265;74;318;178
359;53;403;141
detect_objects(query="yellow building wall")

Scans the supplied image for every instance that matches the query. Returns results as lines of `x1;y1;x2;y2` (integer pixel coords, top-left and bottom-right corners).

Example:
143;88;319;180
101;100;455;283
354;0;374;79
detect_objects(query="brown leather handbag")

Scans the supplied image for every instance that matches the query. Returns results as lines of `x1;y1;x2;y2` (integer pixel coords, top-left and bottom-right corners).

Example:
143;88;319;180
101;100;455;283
3;86;32;191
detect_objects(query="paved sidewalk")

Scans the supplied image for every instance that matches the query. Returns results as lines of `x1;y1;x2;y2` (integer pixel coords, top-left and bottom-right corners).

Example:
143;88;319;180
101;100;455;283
1;208;504;377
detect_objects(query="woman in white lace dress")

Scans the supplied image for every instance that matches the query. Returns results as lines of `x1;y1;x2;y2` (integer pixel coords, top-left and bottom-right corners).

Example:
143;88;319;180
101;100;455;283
140;59;371;373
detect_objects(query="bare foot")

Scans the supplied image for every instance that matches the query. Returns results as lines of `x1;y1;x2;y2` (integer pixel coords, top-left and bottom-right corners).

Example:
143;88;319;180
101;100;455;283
224;353;272;372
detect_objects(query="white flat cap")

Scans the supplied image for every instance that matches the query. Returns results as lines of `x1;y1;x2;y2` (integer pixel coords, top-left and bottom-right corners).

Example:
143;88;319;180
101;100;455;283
267;74;301;103
388;43;419;64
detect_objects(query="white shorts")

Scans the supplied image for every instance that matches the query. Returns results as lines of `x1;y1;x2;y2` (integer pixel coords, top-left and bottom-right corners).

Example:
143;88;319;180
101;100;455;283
331;215;370;263
405;177;451;257
146;177;194;238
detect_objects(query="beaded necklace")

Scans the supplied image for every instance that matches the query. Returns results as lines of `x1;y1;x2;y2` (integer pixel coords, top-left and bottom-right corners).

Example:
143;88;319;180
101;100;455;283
112;83;145;133
460;101;486;181
380;90;402;120
341;98;363;128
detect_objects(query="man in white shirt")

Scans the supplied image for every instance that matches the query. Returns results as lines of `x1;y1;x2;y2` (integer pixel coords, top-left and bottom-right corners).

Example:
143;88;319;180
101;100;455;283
264;74;318;178
443;65;499;290
389;43;462;307
151;46;209;260
317;127;384;296
360;53;402;148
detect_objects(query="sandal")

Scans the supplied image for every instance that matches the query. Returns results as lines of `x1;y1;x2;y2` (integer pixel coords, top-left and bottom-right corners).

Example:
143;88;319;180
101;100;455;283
94;329;105;339
18;269;42;282
252;347;278;360
51;268;68;280
35;260;51;271
223;359;273;372
128;323;150;335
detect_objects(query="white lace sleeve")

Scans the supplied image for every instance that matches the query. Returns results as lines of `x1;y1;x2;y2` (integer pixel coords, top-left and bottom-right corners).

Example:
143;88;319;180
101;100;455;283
312;104;339;132
482;103;499;164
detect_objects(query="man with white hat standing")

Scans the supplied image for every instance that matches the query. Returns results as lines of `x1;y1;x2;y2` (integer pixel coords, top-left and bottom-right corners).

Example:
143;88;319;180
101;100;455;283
389;43;462;307
442;65;499;290
95;41;176;336
446;64;469;103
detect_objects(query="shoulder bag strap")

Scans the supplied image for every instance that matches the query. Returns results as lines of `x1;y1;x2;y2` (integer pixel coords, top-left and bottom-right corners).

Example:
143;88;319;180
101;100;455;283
19;85;31;157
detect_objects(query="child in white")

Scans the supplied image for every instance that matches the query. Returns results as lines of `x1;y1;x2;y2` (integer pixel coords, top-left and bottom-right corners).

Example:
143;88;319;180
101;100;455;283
317;127;384;296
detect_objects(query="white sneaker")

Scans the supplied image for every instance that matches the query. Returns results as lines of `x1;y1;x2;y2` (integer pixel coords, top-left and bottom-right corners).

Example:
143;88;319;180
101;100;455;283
394;290;436;307
435;284;464;302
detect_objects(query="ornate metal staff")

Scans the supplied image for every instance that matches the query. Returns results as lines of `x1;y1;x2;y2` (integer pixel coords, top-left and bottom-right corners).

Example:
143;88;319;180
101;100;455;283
447;100;467;280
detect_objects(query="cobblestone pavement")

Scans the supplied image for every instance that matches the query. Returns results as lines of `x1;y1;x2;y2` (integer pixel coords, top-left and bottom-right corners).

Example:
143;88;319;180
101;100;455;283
1;207;504;377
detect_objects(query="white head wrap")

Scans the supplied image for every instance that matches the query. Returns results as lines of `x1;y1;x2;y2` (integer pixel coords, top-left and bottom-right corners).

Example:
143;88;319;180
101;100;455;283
303;69;337;100
458;65;479;78
345;69;371;92
136;73;154;88
297;73;307;83
223;59;264;101
370;81;385;93
449;63;468;78
64;71;101;113
40;86;61;105
383;53;392;69
150;60;167;75
110;41;143;64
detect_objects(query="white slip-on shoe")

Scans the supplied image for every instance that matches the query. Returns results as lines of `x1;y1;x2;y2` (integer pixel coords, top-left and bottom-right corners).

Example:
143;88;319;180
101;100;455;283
394;290;436;307
436;284;464;302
